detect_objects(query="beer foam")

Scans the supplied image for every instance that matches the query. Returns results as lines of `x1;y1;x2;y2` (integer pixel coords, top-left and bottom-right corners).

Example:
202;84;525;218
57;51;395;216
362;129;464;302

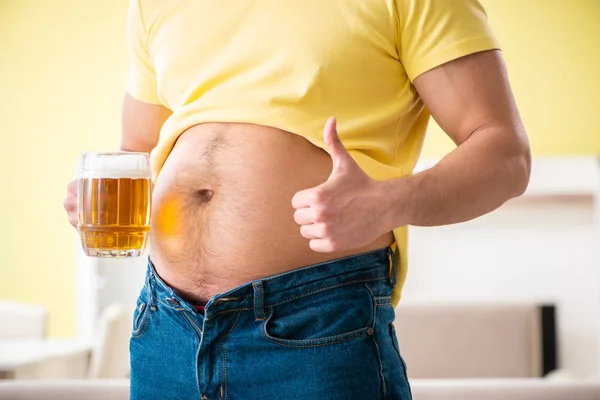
79;152;151;179
80;170;151;179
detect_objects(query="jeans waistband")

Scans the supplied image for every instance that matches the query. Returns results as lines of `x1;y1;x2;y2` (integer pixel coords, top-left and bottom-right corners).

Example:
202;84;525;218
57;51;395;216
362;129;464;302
146;246;397;321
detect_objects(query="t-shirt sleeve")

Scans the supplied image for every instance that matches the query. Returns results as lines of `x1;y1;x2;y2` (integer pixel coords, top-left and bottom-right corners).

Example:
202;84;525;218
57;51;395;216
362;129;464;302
126;0;161;105
396;0;501;81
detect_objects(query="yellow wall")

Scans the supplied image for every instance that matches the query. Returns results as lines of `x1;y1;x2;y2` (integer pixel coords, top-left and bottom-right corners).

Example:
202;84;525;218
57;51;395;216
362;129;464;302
0;0;598;337
0;1;129;337
422;0;600;157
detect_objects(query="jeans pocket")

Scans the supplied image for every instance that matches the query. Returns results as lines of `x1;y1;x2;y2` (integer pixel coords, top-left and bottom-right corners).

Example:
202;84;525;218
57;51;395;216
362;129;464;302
260;282;375;348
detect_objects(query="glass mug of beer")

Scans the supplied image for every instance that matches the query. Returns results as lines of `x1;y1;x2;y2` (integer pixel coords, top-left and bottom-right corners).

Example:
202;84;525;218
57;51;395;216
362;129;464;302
77;152;152;257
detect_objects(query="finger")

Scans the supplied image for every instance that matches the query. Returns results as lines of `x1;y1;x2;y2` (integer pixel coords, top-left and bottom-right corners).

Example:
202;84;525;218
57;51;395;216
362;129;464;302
294;208;314;225
322;117;340;152
67;179;78;193
64;200;75;212
292;188;320;209
64;194;77;208
65;181;78;210
300;224;325;240
322;117;352;172
66;201;78;225
309;238;337;253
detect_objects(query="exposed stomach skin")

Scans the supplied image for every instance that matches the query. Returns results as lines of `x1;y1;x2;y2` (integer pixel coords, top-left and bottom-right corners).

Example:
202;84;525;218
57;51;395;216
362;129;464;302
150;122;394;303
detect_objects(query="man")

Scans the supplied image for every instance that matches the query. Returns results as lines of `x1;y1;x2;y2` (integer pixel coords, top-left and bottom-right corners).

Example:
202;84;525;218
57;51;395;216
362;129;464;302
64;0;530;399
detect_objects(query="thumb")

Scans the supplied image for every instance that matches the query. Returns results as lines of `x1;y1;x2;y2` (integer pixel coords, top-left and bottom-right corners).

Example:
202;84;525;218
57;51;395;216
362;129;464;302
323;117;353;173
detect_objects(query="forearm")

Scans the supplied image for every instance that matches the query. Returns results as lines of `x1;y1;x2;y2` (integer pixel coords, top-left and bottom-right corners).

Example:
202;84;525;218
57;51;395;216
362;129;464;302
384;127;531;228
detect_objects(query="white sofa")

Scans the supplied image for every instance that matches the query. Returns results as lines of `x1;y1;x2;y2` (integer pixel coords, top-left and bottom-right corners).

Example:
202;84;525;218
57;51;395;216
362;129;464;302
1;379;600;399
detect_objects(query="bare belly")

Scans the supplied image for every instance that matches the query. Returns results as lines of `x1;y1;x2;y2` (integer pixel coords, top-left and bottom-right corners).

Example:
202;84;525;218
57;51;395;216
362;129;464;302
150;123;394;302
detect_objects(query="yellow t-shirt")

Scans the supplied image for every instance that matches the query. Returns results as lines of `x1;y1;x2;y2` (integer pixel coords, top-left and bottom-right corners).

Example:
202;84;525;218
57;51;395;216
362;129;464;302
126;0;500;306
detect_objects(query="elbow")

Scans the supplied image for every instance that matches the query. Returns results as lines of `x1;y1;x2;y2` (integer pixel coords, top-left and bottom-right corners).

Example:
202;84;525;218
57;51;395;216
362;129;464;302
509;141;532;198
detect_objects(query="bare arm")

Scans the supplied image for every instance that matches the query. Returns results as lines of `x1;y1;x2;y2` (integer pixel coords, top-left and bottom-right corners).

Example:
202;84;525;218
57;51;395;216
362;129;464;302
121;93;172;152
383;50;531;228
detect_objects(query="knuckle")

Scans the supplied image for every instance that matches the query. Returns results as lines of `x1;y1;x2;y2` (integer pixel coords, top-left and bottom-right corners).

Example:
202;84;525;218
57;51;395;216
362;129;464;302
327;239;338;252
312;205;328;222
312;209;324;222
310;188;326;203
320;224;332;237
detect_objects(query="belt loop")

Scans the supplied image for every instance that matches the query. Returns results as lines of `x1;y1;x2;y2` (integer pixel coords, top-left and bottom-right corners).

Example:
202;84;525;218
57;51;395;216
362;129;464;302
252;281;266;321
388;246;398;288
146;260;157;306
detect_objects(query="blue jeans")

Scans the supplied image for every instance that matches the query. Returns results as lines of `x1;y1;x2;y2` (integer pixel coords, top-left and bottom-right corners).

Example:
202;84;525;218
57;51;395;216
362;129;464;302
130;247;412;400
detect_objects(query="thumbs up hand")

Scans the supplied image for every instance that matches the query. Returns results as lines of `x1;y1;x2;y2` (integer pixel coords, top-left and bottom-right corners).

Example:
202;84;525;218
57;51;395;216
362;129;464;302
291;117;390;253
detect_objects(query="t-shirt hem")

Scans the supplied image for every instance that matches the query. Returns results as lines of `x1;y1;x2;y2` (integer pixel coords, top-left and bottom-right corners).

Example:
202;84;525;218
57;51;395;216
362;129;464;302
125;85;162;106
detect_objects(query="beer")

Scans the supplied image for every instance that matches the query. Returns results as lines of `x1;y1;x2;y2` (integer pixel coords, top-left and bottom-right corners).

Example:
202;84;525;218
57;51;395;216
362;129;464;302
77;152;151;258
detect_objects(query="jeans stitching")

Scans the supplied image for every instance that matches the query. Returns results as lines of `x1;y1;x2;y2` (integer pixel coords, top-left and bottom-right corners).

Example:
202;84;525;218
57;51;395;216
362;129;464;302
131;307;151;338
195;249;391;311
221;310;242;400
132;302;146;332
364;284;386;398
143;272;152;294
389;324;401;358
261;323;370;348
205;308;252;321
260;306;372;348
253;282;266;321
132;277;154;339
269;276;387;307
259;284;264;319
371;326;386;398
182;311;203;338
253;246;391;283
194;333;203;400
389;324;412;399
146;272;157;306
182;312;204;399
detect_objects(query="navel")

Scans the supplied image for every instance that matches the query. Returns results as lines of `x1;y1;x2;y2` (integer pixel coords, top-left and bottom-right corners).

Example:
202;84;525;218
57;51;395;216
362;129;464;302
196;189;215;203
